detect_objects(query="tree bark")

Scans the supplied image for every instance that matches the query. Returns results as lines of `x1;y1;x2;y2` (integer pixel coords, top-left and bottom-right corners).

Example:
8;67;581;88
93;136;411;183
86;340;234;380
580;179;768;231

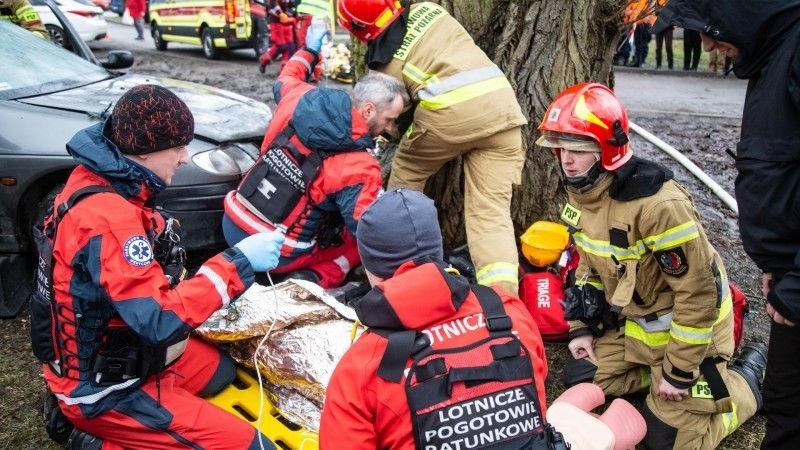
361;0;625;247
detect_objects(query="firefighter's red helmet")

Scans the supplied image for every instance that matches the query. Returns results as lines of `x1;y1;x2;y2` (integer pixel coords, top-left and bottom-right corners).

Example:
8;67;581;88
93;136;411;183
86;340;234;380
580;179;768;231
336;0;405;43
537;82;632;171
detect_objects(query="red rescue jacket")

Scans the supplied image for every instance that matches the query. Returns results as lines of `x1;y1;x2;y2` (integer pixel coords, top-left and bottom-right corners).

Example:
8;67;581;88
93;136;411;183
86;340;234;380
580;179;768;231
320;260;548;449
225;49;382;259
45;122;254;417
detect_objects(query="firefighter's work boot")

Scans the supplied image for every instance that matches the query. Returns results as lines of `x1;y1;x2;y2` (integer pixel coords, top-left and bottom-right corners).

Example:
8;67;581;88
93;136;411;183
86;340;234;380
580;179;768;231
729;342;768;411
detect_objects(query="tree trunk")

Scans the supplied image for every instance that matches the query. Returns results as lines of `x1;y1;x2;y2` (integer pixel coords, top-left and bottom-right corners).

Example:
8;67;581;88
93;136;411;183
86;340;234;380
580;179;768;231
361;0;625;247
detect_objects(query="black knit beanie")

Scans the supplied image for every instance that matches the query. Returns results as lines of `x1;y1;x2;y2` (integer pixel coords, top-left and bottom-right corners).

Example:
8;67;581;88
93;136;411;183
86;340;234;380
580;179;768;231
356;189;444;278
109;84;194;154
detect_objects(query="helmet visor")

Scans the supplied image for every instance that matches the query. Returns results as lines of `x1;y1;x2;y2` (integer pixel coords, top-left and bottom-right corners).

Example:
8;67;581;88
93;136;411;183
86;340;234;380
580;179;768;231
535;132;601;152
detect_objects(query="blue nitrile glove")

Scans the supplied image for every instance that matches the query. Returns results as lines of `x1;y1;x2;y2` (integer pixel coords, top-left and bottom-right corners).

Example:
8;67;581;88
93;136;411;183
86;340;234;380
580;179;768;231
305;23;329;53
234;231;285;272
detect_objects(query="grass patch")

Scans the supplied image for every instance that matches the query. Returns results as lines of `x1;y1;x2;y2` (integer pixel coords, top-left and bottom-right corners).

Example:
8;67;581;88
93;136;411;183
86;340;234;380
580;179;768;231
634;37;727;73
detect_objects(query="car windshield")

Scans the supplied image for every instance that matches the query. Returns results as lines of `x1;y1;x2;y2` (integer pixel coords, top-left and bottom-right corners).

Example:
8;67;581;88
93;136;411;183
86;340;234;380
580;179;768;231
0;21;110;99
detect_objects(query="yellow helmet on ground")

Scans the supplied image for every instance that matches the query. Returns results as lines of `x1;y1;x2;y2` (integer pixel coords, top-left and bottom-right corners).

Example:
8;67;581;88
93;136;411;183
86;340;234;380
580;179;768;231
520;221;570;267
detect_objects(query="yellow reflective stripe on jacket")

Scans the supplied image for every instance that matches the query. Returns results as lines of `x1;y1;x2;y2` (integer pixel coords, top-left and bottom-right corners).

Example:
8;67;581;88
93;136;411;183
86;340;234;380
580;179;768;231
643;220;700;251
626;294;732;347
418;66;504;98
669;322;713;345
393;3;447;61
573;231;646;260
476;262;518;286
419;76;511;110
573;220;699;261
401;62;437;85
296;0;329;17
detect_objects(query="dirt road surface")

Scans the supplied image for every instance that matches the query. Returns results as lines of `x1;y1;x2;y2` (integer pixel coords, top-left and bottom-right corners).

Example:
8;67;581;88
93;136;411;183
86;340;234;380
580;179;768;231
0;23;765;448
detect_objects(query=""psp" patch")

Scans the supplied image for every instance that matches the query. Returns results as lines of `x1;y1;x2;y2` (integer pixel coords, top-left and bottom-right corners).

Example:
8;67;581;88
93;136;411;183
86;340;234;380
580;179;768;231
123;236;153;267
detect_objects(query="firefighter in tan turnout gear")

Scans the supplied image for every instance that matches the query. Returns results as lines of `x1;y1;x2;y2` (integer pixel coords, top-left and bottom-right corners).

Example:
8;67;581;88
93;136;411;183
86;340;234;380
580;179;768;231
337;0;527;294
537;82;766;450
0;0;47;39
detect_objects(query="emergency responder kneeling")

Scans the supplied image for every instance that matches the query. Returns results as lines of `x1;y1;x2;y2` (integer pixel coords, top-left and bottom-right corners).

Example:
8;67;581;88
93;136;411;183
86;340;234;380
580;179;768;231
537;82;767;450
224;25;407;289
320;189;560;449
30;84;284;450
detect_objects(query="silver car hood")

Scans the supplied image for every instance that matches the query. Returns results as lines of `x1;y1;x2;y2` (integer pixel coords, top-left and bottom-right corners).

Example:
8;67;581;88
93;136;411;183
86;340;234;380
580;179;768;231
17;74;272;143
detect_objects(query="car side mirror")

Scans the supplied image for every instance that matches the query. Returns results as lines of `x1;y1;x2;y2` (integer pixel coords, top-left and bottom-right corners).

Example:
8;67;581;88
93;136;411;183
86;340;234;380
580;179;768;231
100;50;134;70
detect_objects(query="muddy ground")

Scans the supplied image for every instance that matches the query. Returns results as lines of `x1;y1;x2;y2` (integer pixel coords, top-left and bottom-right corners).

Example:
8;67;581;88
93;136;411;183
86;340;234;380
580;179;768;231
0;41;767;449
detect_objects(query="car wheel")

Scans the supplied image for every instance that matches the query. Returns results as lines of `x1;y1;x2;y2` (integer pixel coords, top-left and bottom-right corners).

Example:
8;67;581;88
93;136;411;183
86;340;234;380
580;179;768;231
32;184;65;235
201;28;219;60
45;24;69;50
151;23;167;51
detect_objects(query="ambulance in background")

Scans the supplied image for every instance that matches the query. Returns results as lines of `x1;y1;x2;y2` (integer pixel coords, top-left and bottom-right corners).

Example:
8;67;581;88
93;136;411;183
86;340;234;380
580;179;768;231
148;0;267;59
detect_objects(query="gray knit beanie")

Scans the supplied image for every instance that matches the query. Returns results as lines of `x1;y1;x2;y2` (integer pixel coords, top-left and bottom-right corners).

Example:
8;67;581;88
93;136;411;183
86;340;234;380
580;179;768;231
356;189;444;278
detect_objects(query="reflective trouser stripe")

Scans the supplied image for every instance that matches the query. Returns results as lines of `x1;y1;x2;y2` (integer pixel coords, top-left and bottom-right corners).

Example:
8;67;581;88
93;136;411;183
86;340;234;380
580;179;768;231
640;366;651;390
722;402;739;436
419;76;511;110
476;262;519;287
55;378;140;405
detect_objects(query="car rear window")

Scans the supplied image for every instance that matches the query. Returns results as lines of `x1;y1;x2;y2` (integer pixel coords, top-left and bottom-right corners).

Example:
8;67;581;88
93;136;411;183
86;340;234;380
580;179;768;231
0;21;108;96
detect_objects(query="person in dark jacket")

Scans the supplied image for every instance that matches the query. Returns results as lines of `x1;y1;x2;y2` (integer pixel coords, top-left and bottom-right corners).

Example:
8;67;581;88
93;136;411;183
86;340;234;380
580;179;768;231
655;1;800;448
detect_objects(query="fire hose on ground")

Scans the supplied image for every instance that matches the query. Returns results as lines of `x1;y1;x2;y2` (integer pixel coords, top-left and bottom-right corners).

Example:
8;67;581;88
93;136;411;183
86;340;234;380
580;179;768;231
628;121;739;216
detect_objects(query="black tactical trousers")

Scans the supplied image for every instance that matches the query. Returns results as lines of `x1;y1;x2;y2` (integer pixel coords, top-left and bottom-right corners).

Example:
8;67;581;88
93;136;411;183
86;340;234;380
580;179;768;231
762;320;800;449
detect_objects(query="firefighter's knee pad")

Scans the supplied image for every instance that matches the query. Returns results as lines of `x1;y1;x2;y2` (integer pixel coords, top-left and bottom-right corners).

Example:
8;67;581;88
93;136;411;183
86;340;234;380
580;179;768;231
642;402;678;450
562;353;597;387
201;351;237;397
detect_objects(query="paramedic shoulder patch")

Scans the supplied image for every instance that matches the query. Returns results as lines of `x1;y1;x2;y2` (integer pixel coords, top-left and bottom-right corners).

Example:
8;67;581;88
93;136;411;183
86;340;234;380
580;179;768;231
654;247;688;277
123;236;153;267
